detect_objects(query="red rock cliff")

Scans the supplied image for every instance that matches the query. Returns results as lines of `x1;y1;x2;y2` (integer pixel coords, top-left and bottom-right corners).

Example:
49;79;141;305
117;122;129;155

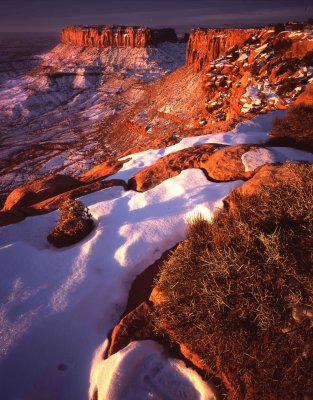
60;25;177;48
186;28;259;71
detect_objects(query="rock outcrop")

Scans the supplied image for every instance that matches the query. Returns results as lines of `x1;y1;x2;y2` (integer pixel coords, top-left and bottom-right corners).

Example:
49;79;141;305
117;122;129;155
187;22;313;126
200;144;257;181
186;28;258;72
106;301;156;357
128;144;217;192
61;26;177;48
2;175;82;211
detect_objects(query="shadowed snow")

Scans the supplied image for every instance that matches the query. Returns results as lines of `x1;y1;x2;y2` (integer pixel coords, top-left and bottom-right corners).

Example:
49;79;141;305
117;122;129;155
89;340;216;400
0;169;242;399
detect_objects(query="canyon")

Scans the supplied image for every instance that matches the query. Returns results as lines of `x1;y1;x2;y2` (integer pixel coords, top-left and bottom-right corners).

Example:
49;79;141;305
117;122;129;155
1;22;312;202
0;20;313;400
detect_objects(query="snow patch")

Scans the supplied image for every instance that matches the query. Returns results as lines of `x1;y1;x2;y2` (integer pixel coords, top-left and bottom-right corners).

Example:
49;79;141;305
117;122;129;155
89;340;216;400
242;147;313;172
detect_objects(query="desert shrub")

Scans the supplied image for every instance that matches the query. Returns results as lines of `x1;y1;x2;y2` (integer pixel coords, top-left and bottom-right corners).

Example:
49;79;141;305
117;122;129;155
47;198;94;247
269;103;313;151
153;163;313;399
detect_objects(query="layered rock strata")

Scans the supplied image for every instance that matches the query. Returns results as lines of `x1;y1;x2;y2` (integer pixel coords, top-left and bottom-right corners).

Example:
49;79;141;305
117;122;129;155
186;22;313;125
186;28;258;72
60;25;177;48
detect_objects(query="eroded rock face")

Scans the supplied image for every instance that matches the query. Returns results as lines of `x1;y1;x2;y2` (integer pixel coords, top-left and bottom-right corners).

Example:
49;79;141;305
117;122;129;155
186;28;258;72
61;26;177;48
128;144;217;191
187;22;313;126
2;175;82;211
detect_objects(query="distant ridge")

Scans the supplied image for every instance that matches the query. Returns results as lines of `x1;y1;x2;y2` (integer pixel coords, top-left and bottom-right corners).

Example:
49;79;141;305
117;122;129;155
60;25;178;48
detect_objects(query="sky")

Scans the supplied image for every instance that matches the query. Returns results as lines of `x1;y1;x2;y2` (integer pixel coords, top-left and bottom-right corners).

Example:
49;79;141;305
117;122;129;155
0;0;311;32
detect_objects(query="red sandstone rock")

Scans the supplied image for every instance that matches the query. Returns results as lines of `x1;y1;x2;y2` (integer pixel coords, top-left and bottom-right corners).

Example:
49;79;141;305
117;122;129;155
28;179;127;214
79;158;128;183
200;145;257;181
295;83;313;106
0;210;25;227
128;144;217;191
3;175;82;211
106;301;155;357
186;28;258;72
227;163;292;198
60;26;177;48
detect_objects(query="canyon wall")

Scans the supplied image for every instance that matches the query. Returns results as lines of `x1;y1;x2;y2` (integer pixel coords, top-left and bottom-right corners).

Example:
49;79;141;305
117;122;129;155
60;26;177;48
186;28;259;71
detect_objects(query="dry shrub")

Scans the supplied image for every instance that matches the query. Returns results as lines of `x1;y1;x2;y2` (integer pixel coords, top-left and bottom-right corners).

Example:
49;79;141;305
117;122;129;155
269;103;313;151
47;198;94;247
153;163;313;399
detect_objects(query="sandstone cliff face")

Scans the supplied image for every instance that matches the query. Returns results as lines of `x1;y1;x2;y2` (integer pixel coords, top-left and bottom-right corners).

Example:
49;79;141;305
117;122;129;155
186;28;259;71
186;22;313;126
60;26;177;48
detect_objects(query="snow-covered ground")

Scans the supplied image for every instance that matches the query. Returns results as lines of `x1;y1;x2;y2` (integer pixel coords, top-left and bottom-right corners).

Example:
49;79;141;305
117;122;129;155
0;169;240;399
1;113;313;399
0;41;186;195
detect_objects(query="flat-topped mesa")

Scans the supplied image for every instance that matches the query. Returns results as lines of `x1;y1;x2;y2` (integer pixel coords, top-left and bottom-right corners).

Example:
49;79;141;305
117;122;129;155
186;28;260;71
60;25;178;48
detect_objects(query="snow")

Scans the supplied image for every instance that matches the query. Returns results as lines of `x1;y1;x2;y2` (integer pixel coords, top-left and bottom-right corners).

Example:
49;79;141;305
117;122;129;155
243;85;259;100
90;340;216;400
241;148;276;171
242;147;313;172
0;169;242;399
110;112;285;182
238;53;248;61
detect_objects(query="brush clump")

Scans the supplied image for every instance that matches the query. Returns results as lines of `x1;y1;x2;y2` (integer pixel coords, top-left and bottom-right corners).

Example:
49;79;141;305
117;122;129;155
153;162;313;399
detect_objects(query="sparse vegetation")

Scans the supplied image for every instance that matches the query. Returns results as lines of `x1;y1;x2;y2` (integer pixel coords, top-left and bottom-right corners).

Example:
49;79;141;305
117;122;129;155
269;103;313;151
47;198;94;247
153;163;313;399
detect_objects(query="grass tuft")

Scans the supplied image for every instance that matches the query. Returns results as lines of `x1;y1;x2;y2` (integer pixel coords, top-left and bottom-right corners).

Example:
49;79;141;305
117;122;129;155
269;103;313;151
153;162;313;399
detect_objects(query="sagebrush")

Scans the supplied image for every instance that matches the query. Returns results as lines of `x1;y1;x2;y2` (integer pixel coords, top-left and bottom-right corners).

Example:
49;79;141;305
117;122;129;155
47;198;94;247
153;162;313;399
269;103;313;151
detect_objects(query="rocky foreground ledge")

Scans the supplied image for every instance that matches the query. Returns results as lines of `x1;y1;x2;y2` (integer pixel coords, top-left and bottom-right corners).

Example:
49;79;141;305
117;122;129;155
60;25;178;48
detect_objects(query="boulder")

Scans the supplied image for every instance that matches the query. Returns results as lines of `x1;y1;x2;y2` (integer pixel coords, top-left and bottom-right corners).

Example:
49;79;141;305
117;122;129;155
200;144;257;181
79;158;128;183
28;179;127;213
129;144;217;191
3;175;82;211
